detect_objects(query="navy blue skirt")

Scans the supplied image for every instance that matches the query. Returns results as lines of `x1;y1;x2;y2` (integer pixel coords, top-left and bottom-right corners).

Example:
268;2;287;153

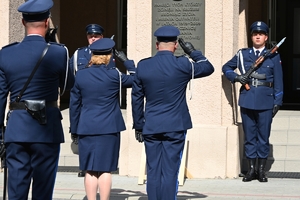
78;133;120;172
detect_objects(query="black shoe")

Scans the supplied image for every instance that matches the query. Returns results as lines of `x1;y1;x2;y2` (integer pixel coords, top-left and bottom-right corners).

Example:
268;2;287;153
242;169;257;182
242;158;257;182
258;158;268;182
78;170;86;177
258;170;268;182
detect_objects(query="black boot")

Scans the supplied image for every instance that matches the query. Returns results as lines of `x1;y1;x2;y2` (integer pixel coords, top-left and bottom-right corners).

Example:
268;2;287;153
78;170;86;177
258;158;268;182
242;158;257;182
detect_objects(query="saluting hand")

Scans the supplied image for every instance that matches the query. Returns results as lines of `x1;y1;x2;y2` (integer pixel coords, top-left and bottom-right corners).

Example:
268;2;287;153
178;38;196;55
114;49;129;63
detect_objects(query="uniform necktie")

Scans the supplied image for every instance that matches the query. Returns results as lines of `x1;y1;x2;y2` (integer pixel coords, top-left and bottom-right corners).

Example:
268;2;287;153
255;50;260;58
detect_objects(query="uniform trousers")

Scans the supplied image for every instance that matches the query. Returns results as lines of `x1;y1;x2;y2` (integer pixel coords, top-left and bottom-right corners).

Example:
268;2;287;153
241;107;273;159
143;131;186;200
6;142;60;200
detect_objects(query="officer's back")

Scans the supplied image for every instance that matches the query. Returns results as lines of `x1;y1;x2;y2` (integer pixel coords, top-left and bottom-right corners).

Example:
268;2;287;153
131;25;214;200
0;0;74;199
0;1;73;143
132;25;214;134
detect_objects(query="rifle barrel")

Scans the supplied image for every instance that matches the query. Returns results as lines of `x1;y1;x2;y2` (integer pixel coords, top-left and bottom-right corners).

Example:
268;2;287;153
244;36;286;91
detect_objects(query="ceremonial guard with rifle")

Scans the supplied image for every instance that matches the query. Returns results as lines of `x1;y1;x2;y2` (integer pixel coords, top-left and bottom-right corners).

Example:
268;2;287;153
222;21;284;183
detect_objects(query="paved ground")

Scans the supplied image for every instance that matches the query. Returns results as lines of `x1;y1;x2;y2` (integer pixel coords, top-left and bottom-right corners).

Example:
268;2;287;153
1;172;300;199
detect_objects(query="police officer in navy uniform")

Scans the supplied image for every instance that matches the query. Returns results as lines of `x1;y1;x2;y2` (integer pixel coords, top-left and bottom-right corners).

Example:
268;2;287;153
69;24;108;74
131;25;214;200
0;0;74;199
222;21;283;182
69;23;103;177
69;23;127;177
69;38;135;200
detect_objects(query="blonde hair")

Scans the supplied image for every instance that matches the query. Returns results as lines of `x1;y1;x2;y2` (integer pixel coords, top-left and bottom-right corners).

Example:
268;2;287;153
89;54;112;66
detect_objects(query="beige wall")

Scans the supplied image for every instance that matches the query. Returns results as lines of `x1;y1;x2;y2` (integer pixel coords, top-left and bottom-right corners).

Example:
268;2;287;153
119;0;153;177
0;0;10;47
0;0;24;47
119;0;249;179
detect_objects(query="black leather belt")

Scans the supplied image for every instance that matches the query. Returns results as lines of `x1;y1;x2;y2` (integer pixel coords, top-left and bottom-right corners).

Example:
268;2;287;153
250;80;273;88
9;101;58;110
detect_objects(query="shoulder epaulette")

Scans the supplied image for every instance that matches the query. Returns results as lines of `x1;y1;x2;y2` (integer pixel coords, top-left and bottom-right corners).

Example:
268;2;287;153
235;48;249;55
49;42;65;46
77;46;86;50
77;66;89;71
264;49;278;54
268;52;279;59
106;66;116;70
176;54;186;58
239;48;249;52
139;57;152;62
2;42;19;49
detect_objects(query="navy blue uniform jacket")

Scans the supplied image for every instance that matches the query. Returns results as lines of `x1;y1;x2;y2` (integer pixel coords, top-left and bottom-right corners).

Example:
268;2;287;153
132;50;214;134
69;46;116;73
222;48;283;110
69;46;92;72
69;60;135;135
0;35;74;143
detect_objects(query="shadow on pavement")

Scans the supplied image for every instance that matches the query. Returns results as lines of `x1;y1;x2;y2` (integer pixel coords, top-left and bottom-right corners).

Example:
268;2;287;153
81;189;207;199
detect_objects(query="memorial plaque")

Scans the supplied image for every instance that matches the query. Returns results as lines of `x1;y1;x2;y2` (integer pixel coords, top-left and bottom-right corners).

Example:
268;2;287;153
152;0;205;56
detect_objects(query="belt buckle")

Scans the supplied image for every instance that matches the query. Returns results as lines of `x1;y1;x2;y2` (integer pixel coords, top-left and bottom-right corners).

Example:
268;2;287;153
252;78;258;87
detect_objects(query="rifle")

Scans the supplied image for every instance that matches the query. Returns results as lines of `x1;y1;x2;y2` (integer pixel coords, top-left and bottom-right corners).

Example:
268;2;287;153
243;37;286;90
0;126;6;200
45;25;58;43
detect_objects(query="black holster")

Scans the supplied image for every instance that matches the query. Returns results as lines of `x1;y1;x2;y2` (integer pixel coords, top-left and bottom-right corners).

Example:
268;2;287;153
24;100;47;125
